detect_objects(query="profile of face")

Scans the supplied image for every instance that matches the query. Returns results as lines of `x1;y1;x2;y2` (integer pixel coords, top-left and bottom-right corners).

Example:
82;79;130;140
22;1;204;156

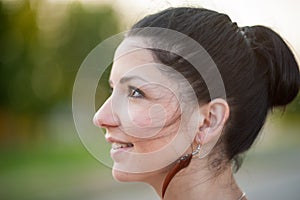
93;38;201;182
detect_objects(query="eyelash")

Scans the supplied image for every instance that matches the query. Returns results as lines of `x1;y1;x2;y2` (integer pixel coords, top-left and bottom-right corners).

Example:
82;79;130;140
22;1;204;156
128;86;144;98
108;86;145;99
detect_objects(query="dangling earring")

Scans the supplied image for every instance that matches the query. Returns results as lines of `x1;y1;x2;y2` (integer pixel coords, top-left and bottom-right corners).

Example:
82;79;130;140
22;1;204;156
162;143;201;198
192;144;201;156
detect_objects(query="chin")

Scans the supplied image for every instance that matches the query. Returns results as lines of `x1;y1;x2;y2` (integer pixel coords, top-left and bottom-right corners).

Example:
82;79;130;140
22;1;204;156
112;166;157;183
112;168;133;182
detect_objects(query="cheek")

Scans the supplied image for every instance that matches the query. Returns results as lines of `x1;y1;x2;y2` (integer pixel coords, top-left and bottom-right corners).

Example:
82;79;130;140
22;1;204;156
128;101;171;137
129;103;153;127
129;103;167;127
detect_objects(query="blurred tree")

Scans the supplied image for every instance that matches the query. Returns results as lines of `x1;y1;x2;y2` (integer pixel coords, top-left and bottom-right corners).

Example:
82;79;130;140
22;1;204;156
0;0;120;145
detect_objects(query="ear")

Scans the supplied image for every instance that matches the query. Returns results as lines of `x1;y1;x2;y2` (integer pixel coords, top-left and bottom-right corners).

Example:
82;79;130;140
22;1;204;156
196;98;230;147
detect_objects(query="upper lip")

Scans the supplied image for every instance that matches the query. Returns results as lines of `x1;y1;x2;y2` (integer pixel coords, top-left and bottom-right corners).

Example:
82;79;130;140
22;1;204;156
105;134;132;144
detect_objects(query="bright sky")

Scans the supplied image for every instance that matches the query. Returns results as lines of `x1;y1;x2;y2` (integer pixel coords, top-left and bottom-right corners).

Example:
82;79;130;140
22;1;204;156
47;0;300;58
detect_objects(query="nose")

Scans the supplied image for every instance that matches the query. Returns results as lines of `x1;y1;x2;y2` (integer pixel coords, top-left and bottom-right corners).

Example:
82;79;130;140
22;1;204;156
93;97;120;128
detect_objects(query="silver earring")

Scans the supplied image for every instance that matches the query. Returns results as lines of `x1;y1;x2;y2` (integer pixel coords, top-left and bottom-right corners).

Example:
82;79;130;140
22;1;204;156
191;144;201;156
178;144;201;161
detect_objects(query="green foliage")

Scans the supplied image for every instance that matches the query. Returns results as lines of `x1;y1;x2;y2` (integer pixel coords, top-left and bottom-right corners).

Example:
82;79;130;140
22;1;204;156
0;0;120;115
0;0;120;145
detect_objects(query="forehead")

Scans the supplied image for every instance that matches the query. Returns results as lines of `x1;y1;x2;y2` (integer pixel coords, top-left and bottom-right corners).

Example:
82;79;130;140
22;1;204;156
110;38;165;85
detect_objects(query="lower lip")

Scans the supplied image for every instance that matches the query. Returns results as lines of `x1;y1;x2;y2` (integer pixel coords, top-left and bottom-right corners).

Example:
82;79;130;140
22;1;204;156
110;147;134;160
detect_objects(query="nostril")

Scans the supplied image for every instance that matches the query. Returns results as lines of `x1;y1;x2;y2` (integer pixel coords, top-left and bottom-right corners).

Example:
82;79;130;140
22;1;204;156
93;110;120;128
93;98;120;128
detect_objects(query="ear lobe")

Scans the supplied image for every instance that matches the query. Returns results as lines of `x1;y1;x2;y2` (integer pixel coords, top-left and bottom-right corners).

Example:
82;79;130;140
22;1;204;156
197;98;230;146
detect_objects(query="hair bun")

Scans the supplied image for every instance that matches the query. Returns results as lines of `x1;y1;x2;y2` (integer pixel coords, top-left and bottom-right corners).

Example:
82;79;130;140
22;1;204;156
248;25;300;107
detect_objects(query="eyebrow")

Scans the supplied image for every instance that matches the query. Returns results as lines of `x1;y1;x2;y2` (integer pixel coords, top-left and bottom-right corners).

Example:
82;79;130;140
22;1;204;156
109;75;148;86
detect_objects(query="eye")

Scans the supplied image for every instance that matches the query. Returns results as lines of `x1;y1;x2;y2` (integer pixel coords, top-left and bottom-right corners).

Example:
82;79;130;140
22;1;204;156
128;86;144;98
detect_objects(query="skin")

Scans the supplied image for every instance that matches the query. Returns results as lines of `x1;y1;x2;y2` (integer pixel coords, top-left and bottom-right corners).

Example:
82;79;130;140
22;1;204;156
93;38;247;200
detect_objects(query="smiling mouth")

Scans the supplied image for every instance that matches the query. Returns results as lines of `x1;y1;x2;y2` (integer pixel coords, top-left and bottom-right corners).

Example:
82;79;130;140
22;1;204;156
112;142;134;150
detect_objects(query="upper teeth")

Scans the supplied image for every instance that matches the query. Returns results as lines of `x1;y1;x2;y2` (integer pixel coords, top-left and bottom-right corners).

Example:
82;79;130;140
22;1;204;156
112;142;133;150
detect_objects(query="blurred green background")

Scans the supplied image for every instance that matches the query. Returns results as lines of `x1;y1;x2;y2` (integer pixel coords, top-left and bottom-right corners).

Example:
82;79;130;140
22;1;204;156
0;0;299;200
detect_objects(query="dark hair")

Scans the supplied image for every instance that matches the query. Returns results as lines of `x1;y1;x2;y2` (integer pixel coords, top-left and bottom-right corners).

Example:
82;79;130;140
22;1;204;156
127;7;300;171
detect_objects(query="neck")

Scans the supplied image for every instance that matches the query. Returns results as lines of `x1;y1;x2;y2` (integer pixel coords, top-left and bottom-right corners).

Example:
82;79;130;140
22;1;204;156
145;156;245;200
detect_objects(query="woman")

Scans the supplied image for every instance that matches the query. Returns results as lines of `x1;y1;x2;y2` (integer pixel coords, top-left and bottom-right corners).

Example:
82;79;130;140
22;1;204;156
93;7;300;200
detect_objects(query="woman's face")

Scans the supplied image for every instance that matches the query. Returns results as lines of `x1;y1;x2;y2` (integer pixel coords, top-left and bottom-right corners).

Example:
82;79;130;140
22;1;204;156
93;38;199;181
